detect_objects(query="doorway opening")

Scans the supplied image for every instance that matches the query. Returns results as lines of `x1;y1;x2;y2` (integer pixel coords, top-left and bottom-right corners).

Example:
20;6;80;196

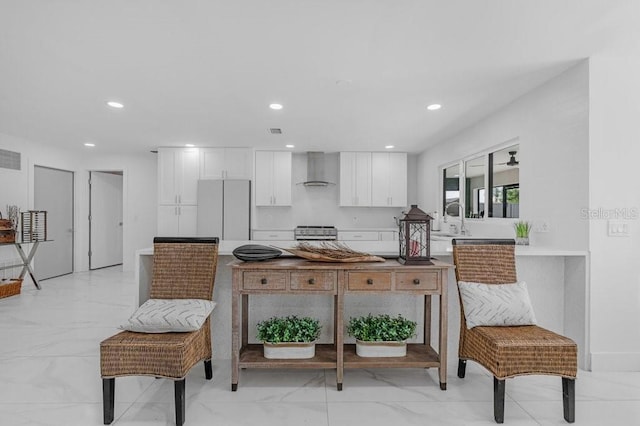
89;171;123;270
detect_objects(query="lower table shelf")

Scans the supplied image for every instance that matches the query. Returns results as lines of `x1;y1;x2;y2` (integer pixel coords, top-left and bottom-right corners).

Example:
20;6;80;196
239;344;338;369
343;344;441;368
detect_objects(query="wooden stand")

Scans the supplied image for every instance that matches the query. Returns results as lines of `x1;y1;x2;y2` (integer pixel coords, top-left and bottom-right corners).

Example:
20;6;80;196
231;257;453;391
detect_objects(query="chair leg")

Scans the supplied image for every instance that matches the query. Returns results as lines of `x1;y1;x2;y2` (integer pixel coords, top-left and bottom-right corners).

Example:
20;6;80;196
102;378;115;424
493;377;505;424
457;359;467;378
204;359;213;380
174;379;186;426
562;377;575;423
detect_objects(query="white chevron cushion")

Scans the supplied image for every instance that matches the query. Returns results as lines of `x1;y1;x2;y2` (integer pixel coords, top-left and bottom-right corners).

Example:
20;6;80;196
457;281;537;329
120;299;216;333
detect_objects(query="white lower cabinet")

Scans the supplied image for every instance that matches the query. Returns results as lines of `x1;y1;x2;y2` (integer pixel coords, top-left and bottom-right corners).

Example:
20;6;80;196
338;231;380;241
378;231;397;241
338;230;397;241
157;205;197;237
252;230;294;241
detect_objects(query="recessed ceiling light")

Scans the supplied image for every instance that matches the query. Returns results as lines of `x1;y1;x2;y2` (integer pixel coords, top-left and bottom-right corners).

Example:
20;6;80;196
385;145;395;149
84;143;95;147
285;144;295;148
106;101;124;109
269;103;283;110
427;104;442;111
185;143;195;147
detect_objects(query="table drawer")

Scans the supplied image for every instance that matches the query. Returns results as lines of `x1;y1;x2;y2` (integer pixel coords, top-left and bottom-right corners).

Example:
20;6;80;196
242;272;287;290
396;271;440;291
290;271;336;291
347;272;391;291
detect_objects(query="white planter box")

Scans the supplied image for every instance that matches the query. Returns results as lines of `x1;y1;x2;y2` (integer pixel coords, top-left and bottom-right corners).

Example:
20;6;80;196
355;340;407;357
263;342;316;359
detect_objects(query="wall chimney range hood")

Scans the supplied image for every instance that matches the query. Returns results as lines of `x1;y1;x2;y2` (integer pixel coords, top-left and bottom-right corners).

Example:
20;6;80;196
301;151;334;187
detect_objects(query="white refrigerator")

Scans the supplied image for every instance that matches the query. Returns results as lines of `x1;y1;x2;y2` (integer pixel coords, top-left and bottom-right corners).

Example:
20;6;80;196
197;180;251;240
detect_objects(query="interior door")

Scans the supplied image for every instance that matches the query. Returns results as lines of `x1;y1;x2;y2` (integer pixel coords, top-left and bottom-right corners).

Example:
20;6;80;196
33;166;74;280
90;171;123;269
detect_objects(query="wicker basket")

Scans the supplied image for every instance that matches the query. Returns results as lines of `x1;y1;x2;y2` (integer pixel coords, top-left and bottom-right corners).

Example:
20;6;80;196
0;278;22;299
0;219;15;243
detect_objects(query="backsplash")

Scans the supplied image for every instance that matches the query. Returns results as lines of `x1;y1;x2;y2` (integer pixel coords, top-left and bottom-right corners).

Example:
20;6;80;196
253;152;416;230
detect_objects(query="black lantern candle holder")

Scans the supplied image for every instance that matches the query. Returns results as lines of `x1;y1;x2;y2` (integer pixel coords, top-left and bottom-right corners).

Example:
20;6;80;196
398;205;433;265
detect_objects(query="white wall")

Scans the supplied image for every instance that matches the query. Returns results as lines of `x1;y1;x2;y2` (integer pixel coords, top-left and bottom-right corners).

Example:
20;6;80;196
588;56;640;370
417;61;589;250
254;152;418;230
0;133;157;273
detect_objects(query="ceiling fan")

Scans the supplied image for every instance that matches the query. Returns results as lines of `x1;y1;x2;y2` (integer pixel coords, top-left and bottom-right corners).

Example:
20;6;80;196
469;150;519;167
498;151;519;166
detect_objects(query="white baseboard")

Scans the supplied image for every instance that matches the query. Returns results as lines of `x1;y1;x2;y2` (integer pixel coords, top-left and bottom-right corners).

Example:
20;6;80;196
589;352;640;371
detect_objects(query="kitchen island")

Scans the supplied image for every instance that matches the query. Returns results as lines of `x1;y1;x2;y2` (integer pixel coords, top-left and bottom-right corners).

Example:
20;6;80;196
136;239;589;369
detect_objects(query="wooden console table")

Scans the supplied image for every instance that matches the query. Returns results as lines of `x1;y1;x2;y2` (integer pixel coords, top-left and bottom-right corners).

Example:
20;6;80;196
231;257;453;391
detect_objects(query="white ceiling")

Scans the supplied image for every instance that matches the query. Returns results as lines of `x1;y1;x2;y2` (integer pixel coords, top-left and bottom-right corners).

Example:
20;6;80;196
1;1;639;155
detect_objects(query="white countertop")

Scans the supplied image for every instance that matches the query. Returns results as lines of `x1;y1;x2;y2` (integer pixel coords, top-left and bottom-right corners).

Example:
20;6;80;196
136;240;588;258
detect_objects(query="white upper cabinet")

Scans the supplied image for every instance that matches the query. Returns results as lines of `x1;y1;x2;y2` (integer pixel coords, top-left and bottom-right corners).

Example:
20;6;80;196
339;152;372;206
199;147;253;180
157;147;200;205
255;151;292;206
371;152;407;207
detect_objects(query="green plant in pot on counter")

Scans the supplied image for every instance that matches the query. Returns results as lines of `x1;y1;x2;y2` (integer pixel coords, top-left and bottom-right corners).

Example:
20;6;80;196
347;314;417;357
513;220;532;245
257;315;321;359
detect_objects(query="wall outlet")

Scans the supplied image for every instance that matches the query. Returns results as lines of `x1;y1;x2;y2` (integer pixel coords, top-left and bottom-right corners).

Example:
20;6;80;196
608;220;630;237
533;220;550;233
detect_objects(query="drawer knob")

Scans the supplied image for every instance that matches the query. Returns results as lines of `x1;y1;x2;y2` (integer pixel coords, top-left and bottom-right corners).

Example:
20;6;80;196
308;278;315;285
366;278;373;285
260;278;268;285
413;278;421;285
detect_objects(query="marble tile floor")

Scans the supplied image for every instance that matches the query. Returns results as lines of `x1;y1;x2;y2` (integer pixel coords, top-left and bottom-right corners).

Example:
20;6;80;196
1;267;639;425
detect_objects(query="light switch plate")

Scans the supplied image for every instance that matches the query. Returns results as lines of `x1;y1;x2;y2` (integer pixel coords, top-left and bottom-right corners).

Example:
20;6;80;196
608;220;630;237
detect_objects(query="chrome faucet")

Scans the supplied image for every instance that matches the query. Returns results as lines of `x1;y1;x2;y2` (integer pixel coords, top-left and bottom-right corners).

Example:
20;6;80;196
444;201;469;236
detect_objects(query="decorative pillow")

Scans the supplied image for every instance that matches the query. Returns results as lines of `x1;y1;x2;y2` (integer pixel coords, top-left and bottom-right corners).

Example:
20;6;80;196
120;299;216;333
457;281;537;329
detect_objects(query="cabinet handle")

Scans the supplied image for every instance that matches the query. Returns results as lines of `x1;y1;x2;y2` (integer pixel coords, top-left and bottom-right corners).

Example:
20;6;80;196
308;278;315;285
413;278;421;285
260;278;268;285
366;278;373;285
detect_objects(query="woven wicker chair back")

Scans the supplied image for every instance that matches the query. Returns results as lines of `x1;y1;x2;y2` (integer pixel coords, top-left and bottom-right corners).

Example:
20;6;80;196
150;237;219;300
452;239;517;284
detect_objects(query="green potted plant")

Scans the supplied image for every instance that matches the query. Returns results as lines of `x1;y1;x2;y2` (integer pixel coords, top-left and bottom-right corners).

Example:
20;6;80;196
347;314;417;357
256;315;321;359
513;220;532;245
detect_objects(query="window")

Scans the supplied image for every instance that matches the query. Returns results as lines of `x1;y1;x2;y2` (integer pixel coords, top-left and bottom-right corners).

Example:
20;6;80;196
439;141;520;220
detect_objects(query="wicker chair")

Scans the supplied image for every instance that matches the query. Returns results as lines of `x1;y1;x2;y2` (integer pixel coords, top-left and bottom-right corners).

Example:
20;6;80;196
100;237;219;426
452;239;577;423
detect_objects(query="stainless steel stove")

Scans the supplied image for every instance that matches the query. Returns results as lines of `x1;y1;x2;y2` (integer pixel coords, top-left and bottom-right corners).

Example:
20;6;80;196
294;225;338;241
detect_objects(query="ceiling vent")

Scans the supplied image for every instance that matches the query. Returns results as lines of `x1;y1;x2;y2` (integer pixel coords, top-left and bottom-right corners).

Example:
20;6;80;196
0;149;21;170
269;128;282;134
